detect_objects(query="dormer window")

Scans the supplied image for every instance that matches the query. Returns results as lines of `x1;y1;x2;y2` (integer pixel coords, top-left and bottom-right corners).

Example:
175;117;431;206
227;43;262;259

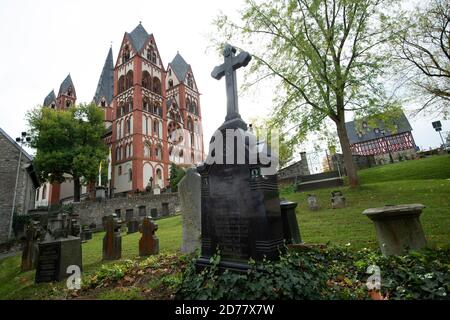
50;102;56;109
67;87;72;97
169;79;173;88
100;98;106;107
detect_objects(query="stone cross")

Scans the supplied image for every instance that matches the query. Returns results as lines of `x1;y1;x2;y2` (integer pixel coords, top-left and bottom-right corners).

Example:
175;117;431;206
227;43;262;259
211;44;252;122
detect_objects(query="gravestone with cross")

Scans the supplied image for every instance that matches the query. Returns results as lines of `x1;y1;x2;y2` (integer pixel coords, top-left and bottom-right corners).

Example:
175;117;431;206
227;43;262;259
196;44;285;272
139;216;159;256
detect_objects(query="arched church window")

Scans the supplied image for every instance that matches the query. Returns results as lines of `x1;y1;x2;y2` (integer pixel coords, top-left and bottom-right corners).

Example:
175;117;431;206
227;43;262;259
126;70;134;90
128;168;133;182
100;98;106;107
118;76;125;94
66;100;71;108
126;118;131;134
42;184;47;200
127;98;133;113
142;71;151;90
152;77;161;95
168;79;173;88
156;168;162;186
50;102;55;109
191;101;197;115
67;86;72;97
153;119;159;136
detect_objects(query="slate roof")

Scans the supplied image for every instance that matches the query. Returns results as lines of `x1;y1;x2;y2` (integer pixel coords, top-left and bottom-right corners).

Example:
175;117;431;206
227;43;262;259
0;127;33;161
94;48;114;105
345;112;413;144
58;74;75;97
127;23;151;53
170;53;190;81
43;90;56;107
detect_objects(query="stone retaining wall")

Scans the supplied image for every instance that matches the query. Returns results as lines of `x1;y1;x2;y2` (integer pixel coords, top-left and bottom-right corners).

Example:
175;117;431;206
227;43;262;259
72;192;180;228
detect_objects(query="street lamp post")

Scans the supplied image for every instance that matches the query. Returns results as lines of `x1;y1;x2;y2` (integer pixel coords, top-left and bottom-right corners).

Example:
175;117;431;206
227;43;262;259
374;128;394;164
8;131;31;241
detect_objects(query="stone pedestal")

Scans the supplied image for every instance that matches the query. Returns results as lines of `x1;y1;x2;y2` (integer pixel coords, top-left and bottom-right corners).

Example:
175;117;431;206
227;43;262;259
153;187;161;195
280;200;302;244
179;168;201;253
35;236;82;283
363;204;427;256
139;217;159;256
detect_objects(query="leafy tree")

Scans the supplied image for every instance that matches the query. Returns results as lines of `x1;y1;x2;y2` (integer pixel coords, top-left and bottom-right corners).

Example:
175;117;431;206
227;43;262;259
215;0;401;187
250;116;294;168
393;0;450;116
27;103;108;202
169;163;186;192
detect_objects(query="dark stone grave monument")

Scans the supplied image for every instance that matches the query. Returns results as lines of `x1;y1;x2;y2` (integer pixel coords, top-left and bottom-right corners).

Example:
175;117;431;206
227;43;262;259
139;216;159;256
103;214;122;260
280;200;302;244
196;44;285;272
35;214;82;283
21;221;43;272
127;217;139;234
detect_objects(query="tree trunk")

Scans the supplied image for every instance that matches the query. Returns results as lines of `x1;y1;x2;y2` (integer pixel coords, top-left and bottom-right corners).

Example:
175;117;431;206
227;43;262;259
73;176;81;202
336;120;359;188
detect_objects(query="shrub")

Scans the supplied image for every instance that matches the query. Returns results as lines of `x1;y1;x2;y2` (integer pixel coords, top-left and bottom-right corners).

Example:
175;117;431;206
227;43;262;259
176;246;450;300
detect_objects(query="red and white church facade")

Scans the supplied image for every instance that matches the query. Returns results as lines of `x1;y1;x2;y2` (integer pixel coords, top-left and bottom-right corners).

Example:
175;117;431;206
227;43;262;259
35;23;204;206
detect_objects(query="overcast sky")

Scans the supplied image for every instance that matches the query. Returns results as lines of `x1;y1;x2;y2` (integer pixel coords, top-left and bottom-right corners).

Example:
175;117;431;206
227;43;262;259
0;0;447;158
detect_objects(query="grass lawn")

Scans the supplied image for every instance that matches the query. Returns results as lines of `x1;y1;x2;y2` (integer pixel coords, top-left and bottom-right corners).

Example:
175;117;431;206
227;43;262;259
0;154;449;299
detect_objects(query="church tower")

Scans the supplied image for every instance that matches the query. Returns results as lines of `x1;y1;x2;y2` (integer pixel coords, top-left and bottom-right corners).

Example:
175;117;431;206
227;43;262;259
93;47;115;124
56;74;76;110
166;53;204;165
111;23;168;193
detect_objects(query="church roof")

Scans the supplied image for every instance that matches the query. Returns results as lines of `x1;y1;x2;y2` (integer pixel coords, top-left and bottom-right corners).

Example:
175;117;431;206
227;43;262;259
345;112;413;144
0;127;33;162
94;48;114;105
127;23;151;53
58;74;75;97
43;90;56;107
170;53;190;81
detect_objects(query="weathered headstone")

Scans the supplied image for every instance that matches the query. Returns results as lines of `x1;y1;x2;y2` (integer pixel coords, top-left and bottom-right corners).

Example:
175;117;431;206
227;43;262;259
196;44;285;272
35;214;82;283
331;190;346;209
102;214;122;260
307;194;319;211
21;221;43;272
127;218;139;234
139;216;159;256
363;204;427;256
280;200;302;244
178;168;201;253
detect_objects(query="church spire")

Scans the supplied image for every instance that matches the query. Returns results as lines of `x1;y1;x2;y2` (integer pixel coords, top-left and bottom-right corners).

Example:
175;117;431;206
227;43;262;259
94;47;114;106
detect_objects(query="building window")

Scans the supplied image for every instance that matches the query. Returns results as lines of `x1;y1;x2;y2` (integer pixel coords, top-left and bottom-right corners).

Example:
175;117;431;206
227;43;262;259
118;76;125;94
128;168;133;182
153;119;159;136
118;165;122;175
142;71;151;90
42;185;47;200
168;79;173;88
66;100;71;108
152;77;161;95
122;45;130;63
187;74;193;88
126;70;134;90
126;118;131;134
50;102;56;109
